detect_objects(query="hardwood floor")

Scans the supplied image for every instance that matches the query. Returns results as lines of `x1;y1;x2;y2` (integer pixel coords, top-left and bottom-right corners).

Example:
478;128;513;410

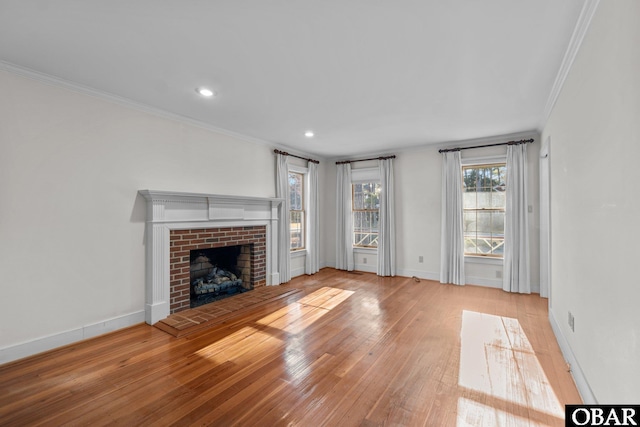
0;269;581;426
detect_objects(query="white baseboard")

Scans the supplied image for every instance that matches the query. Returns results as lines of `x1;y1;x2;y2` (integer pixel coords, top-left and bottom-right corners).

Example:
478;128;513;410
548;309;597;404
396;268;439;282
353;263;376;274
269;272;280;286
0;311;145;365
324;265;511;289
291;265;306;278
395;269;504;289
466;275;503;288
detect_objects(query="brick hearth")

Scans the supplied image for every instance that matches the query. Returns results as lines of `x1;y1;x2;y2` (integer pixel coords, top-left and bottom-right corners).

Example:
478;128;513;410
169;226;266;313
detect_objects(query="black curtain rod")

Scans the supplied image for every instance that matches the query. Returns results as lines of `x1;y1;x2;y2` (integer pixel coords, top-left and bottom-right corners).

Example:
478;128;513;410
274;149;320;164
438;138;534;154
335;155;396;165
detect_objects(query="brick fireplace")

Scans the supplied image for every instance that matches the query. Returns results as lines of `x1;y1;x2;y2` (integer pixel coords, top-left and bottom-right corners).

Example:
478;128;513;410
169;226;266;313
139;191;282;325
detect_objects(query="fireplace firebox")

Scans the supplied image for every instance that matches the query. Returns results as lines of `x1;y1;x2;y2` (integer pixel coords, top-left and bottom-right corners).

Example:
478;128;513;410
169;226;266;314
189;245;252;308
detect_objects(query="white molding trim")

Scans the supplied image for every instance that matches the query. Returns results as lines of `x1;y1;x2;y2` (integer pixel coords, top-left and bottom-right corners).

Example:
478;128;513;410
540;0;601;129
353;264;376;274
464;256;504;266
549;310;598;404
291;265;306;279
0;311;145;365
0;60;329;161
466;276;502;289
323;261;336;269
397;267;504;288
290;250;306;278
139;190;283;325
396;268;439;282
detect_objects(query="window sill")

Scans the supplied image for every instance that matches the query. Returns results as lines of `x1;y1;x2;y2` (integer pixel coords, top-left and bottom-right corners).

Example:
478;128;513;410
464;256;503;265
353;247;377;254
291;249;307;259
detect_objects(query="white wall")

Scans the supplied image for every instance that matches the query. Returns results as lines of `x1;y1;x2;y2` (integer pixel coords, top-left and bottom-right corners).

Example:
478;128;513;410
541;0;640;402
0;70;279;359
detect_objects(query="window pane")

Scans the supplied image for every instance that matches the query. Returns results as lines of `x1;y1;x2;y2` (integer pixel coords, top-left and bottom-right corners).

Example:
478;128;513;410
492;238;505;256
492;191;506;208
353;182;380;210
353;211;379;247
289;172;304;250
463;169;477;192
288;173;303;210
352;182;381;248
491;211;505;235
463;191;476;209
463;211;477;233
468;211;505;256
353;183;364;209
290;211;304;250
462;163;506;257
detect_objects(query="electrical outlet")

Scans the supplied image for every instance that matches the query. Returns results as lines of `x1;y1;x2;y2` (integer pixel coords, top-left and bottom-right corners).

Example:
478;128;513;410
568;311;575;332
363;257;367;264
496;270;502;279
418;256;424;263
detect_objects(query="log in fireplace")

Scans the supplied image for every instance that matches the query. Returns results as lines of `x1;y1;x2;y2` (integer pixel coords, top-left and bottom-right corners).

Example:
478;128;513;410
189;245;252;308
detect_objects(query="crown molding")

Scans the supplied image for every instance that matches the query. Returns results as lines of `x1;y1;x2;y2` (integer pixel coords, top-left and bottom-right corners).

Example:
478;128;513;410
539;0;601;130
0;60;301;153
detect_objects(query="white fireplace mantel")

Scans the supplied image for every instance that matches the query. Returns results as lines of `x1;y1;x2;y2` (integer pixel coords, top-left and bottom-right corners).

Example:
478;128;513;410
139;190;283;325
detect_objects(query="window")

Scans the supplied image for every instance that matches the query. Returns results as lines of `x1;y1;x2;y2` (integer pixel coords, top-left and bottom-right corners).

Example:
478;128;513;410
462;163;506;257
288;172;304;251
352;182;380;247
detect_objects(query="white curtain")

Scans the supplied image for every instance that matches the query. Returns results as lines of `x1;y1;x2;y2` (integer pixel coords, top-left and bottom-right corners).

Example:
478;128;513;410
336;163;354;271
305;161;320;275
503;144;530;293
440;151;465;285
377;158;396;276
276;153;291;283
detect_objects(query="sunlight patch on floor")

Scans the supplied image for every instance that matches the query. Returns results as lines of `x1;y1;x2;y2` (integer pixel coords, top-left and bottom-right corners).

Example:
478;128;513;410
458;310;564;421
195;326;281;363
256;287;355;334
296;287;355;310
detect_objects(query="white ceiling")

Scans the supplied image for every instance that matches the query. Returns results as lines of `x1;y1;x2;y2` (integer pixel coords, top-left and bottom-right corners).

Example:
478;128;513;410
0;1;585;158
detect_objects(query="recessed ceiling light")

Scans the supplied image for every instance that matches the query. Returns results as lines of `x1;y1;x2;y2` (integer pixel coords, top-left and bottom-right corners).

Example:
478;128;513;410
196;87;215;97
304;131;314;138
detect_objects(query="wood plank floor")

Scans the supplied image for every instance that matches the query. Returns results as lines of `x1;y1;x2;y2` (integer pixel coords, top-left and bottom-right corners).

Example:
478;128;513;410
0;269;581;426
155;286;303;337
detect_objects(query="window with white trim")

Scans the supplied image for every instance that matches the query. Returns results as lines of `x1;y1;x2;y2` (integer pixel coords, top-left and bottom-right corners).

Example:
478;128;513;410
352;182;381;248
288;171;305;251
462;163;506;258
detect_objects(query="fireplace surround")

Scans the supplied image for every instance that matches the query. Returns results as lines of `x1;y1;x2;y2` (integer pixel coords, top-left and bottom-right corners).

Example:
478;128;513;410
139;190;283;325
173;229;263;311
